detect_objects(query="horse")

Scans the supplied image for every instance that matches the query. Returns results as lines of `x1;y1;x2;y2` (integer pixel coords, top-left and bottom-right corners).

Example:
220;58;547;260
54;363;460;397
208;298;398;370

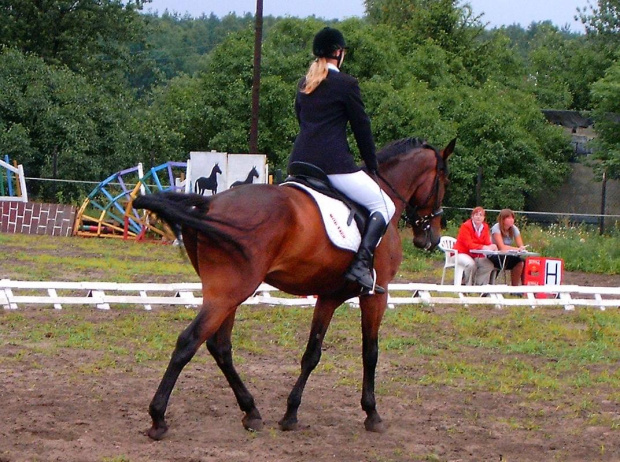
230;166;259;188
194;163;222;195
132;137;455;440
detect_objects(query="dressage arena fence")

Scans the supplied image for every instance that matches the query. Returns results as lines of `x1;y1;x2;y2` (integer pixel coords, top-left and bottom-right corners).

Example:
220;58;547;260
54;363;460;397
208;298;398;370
1;280;619;311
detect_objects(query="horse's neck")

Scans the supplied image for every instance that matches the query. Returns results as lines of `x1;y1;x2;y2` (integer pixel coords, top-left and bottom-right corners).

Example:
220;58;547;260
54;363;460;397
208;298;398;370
382;151;434;213
210;170;218;179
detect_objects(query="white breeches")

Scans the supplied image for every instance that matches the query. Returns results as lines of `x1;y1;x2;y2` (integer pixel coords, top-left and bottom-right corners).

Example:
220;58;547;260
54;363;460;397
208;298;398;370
328;171;396;223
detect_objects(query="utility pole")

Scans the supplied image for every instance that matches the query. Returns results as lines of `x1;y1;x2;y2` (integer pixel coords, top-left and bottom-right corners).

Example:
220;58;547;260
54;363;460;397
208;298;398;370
249;0;263;154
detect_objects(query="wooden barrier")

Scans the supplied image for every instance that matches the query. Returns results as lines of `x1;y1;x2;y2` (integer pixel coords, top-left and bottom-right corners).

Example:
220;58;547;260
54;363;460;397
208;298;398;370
1;280;619;311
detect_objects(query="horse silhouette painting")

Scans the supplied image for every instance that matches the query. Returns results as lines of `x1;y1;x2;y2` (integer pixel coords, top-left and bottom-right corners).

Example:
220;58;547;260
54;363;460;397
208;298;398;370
230;166;259;188
132;137;455;440
194;163;222;195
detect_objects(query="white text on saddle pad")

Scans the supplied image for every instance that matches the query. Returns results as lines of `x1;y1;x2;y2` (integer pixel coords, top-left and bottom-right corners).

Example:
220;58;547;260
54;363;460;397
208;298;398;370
282;182;361;252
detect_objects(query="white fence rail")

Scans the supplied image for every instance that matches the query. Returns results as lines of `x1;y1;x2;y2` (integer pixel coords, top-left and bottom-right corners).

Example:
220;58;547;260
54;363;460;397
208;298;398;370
1;279;619;311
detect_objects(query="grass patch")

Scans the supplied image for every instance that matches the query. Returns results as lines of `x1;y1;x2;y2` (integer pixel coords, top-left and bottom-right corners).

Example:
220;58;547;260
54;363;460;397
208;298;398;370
1;230;619;436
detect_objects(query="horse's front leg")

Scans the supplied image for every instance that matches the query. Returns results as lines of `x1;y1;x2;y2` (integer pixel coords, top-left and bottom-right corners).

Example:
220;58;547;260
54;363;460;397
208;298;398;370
206;310;263;431
359;294;388;433
148;308;215;440
278;296;342;431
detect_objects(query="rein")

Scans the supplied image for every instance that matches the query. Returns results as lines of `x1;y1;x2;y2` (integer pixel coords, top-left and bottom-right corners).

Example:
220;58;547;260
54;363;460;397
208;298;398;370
375;150;445;231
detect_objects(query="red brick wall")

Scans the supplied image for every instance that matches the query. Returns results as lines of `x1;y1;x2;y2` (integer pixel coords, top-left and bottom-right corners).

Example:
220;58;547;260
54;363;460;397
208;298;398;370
0;201;76;236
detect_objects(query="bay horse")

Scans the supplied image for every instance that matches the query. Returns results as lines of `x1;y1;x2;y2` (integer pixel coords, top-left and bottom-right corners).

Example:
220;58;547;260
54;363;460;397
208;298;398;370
132;137;455;440
194;163;222;195
230;165;259;188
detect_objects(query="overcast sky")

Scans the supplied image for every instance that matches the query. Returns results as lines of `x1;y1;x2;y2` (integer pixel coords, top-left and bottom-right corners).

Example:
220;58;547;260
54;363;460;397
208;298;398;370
144;0;587;32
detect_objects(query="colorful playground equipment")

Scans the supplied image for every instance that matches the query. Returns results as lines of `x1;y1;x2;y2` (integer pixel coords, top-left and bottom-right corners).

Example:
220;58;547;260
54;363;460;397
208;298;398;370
73;161;188;240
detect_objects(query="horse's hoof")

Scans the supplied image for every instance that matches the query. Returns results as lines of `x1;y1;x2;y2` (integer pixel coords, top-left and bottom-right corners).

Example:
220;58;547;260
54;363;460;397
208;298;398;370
278;417;298;431
147;423;168;440
364;416;387;433
242;416;264;432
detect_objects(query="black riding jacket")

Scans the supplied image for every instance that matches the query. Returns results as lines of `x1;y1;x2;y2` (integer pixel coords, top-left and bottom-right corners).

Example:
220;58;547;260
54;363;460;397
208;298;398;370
289;69;378;175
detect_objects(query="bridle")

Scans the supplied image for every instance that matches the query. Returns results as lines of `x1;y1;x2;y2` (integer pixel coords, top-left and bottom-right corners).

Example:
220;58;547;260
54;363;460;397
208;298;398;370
376;150;446;234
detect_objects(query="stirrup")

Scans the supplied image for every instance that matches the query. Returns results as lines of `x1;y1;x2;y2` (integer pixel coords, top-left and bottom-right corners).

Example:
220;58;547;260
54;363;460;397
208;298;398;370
358;269;386;295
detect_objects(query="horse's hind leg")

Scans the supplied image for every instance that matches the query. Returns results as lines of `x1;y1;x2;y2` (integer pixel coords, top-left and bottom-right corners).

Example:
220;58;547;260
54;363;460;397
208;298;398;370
359;295;388;433
206;310;263;431
279;296;342;431
148;307;223;440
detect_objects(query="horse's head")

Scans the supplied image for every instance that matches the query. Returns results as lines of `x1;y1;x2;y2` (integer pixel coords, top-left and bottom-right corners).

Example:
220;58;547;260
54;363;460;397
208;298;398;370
378;138;455;251
407;139;455;250
213;163;222;175
251;166;259;178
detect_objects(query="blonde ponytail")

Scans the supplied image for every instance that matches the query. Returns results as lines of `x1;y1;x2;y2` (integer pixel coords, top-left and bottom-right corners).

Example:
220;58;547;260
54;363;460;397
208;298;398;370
301;58;329;94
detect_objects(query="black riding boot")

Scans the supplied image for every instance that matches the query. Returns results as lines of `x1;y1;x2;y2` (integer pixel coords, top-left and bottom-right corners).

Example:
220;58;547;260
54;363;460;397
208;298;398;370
344;212;387;294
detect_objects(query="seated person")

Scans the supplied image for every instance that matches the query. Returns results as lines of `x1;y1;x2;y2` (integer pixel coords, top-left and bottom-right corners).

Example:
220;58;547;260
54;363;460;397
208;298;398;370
453;207;497;285
489;208;527;286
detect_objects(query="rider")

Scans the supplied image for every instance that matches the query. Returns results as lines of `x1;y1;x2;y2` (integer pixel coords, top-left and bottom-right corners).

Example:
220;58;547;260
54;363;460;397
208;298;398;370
288;26;396;294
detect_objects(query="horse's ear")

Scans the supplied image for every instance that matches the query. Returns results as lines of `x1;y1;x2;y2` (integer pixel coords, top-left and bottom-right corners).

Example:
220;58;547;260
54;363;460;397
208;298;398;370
442;138;456;159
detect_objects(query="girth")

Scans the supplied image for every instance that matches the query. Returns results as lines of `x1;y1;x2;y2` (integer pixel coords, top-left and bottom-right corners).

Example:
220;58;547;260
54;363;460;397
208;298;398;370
285;162;369;232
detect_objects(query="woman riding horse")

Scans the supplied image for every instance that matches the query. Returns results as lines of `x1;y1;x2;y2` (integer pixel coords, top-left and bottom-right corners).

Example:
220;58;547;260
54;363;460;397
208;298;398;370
130;26;456;441
289;27;395;294
133;136;454;440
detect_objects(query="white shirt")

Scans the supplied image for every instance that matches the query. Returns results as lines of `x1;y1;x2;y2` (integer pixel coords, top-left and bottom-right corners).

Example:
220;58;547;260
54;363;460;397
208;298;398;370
327;63;340;72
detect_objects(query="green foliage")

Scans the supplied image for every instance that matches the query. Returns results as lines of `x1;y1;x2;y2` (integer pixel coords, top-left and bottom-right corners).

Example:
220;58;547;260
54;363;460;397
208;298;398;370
590;61;620;179
578;0;620;38
501;22;609;111
0;0;148;86
0;1;617;208
0;48;148;202
140;11;255;83
530;222;620;273
437;83;572;209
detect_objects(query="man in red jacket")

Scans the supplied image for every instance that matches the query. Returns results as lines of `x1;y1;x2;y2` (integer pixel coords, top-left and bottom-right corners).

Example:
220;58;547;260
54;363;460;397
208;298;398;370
453;207;498;285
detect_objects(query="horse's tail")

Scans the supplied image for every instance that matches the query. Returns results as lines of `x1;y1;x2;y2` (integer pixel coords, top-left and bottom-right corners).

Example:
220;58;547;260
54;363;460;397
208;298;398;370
133;192;247;259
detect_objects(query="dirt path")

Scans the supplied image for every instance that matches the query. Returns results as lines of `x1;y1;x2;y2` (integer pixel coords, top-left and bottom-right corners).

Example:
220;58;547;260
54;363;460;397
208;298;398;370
0;238;618;462
2;302;619;462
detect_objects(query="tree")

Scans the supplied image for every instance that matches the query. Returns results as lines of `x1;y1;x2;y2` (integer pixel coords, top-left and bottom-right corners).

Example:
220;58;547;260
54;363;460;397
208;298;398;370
0;48;148;202
0;0;148;87
428;82;572;211
574;0;620;109
364;0;487;71
578;0;620;37
590;61;620;179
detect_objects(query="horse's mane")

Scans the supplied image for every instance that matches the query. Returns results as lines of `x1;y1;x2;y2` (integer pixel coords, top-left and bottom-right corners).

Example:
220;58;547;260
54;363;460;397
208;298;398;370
376;137;436;164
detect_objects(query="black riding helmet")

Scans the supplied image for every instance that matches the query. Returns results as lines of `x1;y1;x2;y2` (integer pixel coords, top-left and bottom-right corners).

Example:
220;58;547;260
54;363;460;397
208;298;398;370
312;27;347;59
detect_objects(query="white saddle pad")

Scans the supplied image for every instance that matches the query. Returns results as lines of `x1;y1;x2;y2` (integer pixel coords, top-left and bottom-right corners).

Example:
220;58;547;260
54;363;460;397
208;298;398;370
282;182;361;252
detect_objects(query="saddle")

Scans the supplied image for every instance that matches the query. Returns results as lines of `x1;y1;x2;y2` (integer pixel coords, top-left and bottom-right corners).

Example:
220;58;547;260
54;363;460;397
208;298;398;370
284;162;369;232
